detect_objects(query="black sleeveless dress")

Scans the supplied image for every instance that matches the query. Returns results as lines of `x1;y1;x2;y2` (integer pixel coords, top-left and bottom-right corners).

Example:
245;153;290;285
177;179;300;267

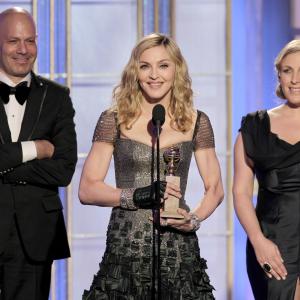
240;110;300;300
82;110;216;300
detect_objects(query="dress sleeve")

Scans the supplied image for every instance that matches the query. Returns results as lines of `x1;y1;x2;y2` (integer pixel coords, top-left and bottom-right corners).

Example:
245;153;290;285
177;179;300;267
193;111;215;150
239;111;262;160
239;114;252;134
92;110;118;144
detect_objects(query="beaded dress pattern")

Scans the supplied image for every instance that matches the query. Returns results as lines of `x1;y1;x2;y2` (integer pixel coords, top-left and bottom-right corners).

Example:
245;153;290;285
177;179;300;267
83;110;215;300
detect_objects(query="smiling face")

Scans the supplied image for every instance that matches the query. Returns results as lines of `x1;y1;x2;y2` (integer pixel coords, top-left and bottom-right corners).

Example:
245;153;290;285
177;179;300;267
279;51;300;105
0;12;37;83
137;45;176;104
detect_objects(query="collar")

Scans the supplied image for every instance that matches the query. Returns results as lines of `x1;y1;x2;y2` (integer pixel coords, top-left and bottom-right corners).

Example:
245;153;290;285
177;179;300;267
0;71;31;87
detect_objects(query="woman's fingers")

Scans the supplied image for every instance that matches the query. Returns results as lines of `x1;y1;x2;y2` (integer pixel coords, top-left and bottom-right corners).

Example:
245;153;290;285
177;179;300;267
264;260;285;280
162;209;195;232
267;249;287;280
163;182;181;199
257;242;287;280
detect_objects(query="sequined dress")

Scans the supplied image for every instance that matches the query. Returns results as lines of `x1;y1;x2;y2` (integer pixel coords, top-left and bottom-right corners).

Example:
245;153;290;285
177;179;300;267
82;110;215;300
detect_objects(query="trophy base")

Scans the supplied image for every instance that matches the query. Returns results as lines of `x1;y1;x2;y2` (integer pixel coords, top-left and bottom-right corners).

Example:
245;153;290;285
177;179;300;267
161;211;184;219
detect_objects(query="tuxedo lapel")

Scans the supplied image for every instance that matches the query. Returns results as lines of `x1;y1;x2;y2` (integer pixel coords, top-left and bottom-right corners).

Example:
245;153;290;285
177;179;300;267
18;73;48;141
0;101;12;143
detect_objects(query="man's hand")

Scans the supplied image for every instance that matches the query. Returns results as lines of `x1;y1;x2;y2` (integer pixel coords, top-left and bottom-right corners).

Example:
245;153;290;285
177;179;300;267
34;140;55;159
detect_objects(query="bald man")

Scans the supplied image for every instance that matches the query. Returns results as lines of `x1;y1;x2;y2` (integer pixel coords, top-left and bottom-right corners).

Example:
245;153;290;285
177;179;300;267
0;7;77;300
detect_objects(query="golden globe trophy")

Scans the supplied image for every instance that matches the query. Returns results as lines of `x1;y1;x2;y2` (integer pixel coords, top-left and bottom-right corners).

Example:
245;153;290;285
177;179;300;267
161;146;184;219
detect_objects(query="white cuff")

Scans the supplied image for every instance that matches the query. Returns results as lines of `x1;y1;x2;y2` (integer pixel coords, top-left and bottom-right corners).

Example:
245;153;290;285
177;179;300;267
21;141;37;163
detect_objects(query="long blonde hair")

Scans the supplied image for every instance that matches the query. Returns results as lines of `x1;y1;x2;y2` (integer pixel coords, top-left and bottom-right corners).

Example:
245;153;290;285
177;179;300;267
275;39;300;99
112;33;194;132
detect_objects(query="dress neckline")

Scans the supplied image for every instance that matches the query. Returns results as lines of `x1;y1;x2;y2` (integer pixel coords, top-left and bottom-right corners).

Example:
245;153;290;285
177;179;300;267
117;137;192;151
265;110;300;147
115;110;201;151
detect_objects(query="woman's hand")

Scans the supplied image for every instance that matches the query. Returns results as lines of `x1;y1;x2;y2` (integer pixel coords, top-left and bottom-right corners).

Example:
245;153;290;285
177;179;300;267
162;181;182;201
132;180;167;209
252;235;287;280
160;184;200;232
160;208;197;232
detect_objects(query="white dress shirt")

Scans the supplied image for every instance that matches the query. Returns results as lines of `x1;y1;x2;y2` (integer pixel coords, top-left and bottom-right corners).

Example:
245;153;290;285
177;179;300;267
0;72;37;162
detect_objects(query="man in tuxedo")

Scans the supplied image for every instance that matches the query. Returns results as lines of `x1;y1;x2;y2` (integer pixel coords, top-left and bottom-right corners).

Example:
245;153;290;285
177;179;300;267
0;7;77;300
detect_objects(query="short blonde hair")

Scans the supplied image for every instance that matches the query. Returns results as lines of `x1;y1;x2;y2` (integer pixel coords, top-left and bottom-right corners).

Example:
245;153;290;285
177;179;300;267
112;33;194;132
275;39;300;99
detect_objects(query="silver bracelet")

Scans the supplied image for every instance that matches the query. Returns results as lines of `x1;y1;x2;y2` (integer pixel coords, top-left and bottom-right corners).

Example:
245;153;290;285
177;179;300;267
189;212;201;231
120;188;138;210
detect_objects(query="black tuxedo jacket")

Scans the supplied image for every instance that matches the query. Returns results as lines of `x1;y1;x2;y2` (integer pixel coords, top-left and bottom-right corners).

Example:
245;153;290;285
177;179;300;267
0;73;77;262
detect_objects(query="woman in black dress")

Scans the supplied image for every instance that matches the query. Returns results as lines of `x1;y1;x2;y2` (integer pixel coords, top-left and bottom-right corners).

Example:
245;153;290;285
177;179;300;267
79;33;224;299
233;39;300;299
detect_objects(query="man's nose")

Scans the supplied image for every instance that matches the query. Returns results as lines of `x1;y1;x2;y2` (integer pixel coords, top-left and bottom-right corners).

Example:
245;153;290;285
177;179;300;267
16;41;27;54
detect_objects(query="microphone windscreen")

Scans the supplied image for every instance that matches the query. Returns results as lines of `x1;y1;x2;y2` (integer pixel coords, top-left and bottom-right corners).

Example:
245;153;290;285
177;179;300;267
152;104;165;126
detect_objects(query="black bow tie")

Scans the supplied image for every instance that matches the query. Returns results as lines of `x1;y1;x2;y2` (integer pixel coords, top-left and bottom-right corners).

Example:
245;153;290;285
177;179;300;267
0;81;30;105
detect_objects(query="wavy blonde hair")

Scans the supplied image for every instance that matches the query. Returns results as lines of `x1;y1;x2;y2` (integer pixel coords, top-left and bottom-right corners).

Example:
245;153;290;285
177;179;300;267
275;39;300;99
111;33;194;132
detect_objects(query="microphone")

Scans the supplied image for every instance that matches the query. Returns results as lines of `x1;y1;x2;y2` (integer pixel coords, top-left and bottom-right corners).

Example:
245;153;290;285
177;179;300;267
151;104;165;298
152;104;165;127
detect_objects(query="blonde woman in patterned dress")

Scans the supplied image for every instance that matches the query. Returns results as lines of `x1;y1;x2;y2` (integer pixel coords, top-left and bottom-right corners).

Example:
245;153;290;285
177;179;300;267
79;33;224;300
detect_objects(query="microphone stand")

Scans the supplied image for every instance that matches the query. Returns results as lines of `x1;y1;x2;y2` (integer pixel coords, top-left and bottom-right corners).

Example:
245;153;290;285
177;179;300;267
153;122;161;300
